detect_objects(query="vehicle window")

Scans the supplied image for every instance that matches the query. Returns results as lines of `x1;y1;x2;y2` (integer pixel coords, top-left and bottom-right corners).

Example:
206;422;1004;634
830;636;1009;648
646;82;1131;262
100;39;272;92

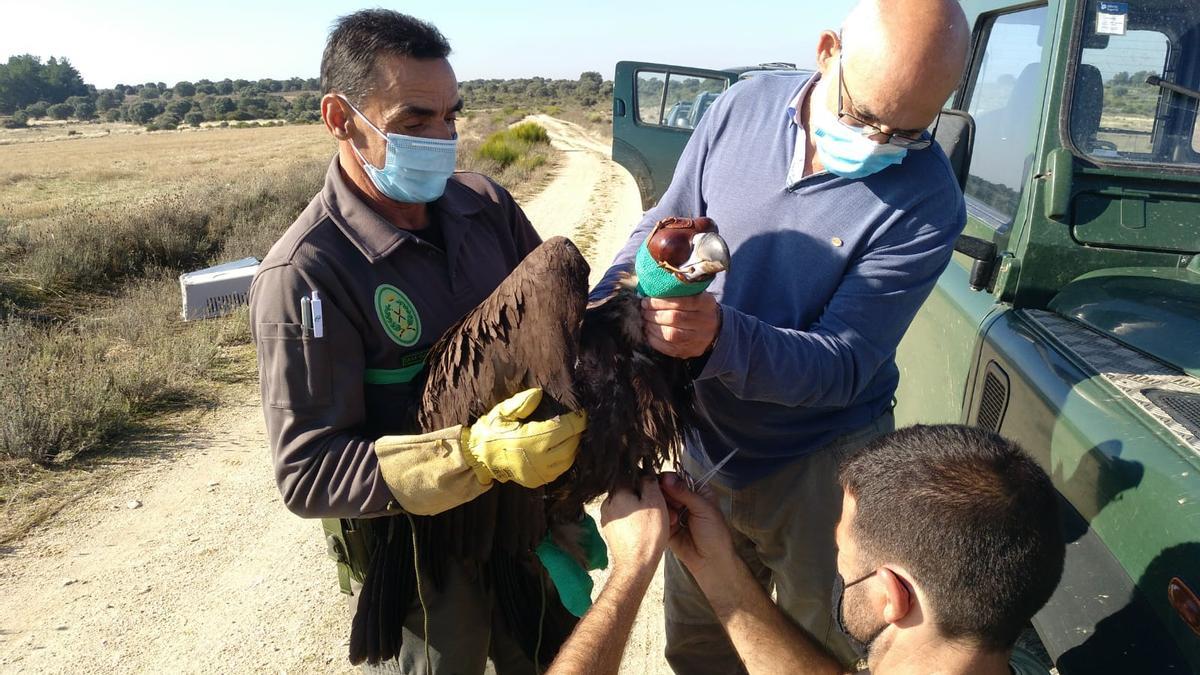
1071;0;1198;170
636;70;727;128
636;71;666;125
964;6;1049;230
662;74;727;129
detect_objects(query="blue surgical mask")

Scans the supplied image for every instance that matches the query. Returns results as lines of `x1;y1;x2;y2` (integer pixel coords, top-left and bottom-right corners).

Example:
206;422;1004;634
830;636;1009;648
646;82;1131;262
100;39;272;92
811;102;908;180
342;97;457;203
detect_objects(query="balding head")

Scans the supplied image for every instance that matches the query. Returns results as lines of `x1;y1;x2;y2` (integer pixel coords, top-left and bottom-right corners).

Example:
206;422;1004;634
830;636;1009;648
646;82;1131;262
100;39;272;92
811;0;969;140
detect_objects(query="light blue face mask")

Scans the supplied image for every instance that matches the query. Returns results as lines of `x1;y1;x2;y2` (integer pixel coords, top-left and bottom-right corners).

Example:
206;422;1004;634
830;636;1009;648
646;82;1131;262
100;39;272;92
342;97;457;203
811;104;908;180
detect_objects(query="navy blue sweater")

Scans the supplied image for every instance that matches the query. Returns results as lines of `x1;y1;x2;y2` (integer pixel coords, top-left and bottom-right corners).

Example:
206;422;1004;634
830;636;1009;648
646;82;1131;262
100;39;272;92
596;73;966;485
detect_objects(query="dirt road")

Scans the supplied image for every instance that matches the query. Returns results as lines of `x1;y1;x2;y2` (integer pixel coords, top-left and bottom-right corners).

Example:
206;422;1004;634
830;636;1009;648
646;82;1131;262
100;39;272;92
0;117;662;674
520;115;643;287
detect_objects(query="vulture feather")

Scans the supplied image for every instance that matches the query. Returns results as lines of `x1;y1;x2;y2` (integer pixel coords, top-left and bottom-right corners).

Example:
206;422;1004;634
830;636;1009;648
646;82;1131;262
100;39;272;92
350;225;727;668
420;234;699;521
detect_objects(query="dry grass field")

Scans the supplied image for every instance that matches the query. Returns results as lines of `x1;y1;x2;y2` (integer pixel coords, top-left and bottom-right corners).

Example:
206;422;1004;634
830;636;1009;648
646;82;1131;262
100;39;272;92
0;123;334;229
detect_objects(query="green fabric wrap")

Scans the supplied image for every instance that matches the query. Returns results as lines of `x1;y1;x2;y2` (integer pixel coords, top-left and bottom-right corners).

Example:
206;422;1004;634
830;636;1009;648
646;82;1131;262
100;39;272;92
534;514;609;618
635;240;713;298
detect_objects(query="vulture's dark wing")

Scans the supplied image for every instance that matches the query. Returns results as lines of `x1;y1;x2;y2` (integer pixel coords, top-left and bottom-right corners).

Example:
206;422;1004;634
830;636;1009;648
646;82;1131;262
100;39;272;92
547;287;695;520
419;236;589;430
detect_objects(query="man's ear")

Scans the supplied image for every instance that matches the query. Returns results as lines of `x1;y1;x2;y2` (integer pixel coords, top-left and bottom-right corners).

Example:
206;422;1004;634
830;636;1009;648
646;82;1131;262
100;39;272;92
321;93;353;140
878;566;914;625
815;30;841;74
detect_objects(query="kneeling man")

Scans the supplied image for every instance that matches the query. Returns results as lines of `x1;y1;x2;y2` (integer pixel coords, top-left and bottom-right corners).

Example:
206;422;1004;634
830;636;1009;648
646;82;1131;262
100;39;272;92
550;426;1065;675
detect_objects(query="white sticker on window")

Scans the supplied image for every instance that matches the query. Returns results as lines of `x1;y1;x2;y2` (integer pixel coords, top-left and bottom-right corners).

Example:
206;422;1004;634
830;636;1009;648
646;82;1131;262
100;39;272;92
1096;1;1128;36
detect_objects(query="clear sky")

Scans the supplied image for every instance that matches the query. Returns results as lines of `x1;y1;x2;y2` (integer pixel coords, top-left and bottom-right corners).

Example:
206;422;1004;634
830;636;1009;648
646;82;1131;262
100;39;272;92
1;0;856;88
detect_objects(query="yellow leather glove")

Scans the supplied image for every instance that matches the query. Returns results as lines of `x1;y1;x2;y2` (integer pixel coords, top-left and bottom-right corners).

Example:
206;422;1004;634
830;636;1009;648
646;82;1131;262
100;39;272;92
462;388;588;489
374;388;587;515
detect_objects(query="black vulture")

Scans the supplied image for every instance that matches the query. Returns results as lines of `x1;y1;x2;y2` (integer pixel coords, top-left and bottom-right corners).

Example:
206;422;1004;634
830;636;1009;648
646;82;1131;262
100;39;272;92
350;218;729;668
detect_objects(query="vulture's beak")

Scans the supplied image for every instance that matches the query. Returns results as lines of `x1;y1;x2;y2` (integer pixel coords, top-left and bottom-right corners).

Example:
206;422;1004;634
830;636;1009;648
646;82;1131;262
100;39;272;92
677;232;731;282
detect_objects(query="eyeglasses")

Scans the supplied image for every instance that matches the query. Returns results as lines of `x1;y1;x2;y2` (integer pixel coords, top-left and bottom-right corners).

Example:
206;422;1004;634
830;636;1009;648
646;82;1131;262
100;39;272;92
837;54;938;150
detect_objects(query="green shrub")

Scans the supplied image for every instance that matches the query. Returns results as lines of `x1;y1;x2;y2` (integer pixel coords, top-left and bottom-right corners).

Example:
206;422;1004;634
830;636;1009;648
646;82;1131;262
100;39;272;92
72;100;97;120
516;154;547;172
509;121;550;144
291;110;321;124
147;112;180;131
2;111;28;129
24;161;323;293
167;99;193;117
128;101;159;124
0;319;130;465
476;122;550;169
23;101;48;118
47;103;72;120
477;133;522;167
0;275;248;465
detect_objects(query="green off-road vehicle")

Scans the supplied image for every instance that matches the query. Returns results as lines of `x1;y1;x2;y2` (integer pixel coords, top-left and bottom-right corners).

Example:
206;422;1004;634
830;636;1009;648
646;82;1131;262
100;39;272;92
612;0;1200;671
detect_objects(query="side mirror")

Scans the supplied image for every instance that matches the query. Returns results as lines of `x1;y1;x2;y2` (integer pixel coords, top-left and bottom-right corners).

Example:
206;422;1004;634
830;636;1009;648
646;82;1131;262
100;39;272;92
954;234;998;292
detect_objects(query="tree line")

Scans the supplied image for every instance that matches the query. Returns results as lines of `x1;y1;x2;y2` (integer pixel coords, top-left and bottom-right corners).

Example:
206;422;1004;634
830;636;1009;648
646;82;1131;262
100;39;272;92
458;72;611;109
1;54;612;131
0;54;324;130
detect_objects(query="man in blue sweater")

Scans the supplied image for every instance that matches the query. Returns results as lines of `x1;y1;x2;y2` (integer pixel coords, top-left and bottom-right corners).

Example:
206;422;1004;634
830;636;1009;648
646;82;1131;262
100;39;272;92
593;0;971;668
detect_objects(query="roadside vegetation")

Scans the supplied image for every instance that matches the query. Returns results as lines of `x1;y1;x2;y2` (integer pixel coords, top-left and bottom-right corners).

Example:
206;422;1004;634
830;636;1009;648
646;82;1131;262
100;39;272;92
467;120;553;183
0;154;324;541
0;157;326;467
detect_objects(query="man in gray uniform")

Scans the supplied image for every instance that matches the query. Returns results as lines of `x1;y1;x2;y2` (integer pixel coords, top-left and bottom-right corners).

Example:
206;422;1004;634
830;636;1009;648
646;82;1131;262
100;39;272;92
250;10;586;674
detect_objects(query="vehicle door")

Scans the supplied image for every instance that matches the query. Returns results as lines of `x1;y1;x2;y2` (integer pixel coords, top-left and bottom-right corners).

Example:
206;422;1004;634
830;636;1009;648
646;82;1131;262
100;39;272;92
611;62;738;210
894;3;1058;425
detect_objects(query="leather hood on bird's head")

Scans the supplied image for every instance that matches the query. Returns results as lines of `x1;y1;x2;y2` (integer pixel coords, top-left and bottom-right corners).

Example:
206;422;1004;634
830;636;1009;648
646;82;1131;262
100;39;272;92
637;216;730;298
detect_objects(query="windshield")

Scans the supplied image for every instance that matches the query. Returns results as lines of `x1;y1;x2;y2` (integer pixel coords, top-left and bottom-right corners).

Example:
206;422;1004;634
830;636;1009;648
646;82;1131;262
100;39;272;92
1070;0;1200;169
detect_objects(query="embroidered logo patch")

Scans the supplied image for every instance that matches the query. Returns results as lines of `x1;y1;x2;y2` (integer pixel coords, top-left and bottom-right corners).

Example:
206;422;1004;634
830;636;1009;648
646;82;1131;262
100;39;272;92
375;284;421;347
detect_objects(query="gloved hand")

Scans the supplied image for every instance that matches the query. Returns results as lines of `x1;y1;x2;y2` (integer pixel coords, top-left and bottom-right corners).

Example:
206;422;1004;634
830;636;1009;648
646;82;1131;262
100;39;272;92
374;388;587;515
462;388;588;488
